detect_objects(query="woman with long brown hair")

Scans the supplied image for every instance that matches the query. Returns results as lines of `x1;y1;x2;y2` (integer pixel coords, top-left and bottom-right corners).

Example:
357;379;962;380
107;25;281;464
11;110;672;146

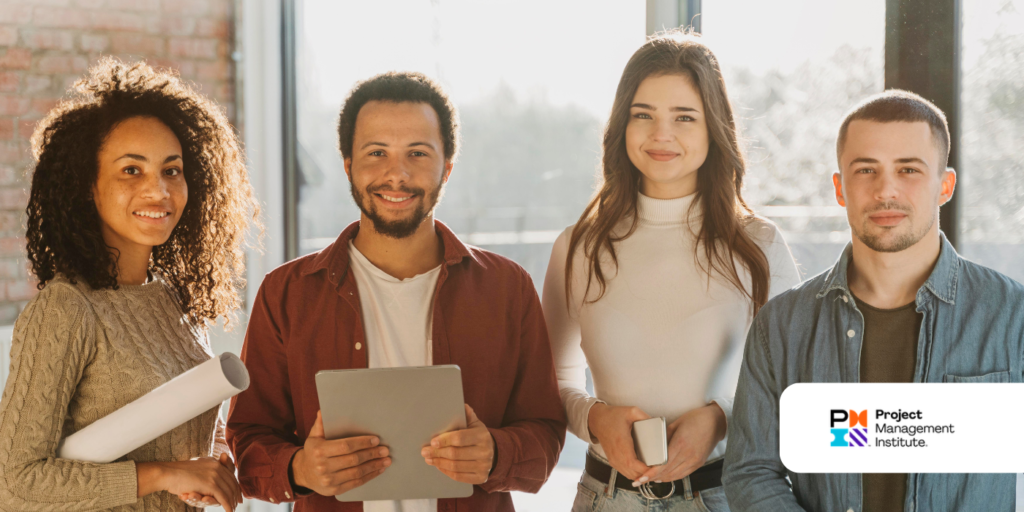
0;58;259;511
542;31;801;511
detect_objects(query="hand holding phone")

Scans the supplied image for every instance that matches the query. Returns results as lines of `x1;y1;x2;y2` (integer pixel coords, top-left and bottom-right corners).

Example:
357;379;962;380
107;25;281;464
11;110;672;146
631;417;668;466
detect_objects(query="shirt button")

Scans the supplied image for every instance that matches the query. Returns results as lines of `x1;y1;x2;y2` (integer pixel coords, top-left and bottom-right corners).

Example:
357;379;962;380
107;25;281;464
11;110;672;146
270;497;276;503
847;330;856;338
847;509;854;512
285;491;291;499
842;295;849;303
355;342;363;350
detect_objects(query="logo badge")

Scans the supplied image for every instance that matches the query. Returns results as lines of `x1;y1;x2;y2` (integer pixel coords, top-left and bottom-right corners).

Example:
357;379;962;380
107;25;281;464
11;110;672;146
830;409;868;447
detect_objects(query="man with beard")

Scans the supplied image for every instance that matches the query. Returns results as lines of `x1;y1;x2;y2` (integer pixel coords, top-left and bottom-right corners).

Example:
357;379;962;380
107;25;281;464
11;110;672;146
227;72;566;512
722;90;1024;511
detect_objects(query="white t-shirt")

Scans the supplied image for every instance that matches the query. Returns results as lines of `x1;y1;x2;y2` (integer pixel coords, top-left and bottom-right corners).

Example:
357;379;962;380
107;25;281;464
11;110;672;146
349;241;442;512
543;192;802;462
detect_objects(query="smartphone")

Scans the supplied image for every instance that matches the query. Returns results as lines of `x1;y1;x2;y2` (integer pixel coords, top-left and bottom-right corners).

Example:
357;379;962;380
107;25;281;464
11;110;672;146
631;417;668;466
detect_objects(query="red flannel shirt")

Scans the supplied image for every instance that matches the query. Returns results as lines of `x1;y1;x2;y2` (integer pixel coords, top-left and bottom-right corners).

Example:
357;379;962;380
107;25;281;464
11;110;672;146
226;220;567;511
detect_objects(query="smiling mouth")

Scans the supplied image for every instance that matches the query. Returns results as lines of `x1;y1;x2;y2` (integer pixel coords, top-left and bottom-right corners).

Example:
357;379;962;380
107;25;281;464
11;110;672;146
133;211;170;219
645;150;680;161
375;193;414;203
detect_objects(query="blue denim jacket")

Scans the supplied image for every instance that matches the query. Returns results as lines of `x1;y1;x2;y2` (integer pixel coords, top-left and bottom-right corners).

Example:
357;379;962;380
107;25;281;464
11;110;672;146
723;233;1024;512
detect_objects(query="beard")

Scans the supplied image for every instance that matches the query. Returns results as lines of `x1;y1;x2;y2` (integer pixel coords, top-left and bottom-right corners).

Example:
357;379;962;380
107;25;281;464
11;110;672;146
350;176;445;239
852;200;934;253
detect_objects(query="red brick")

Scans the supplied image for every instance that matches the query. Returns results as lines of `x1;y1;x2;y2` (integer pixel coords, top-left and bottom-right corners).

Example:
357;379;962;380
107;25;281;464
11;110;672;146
7;278;38;301
79;34;110;52
0;167;17;186
110;33;164;56
0;259;22;280
159;17;196;36
0;188;28;210
0;73;17;93
36;54;88;74
0;48;32;70
0;5;33;25
0;211;19;232
22;29;75;51
18;118;43;140
28;98;60;117
195;19;229;38
89;11;146;32
196;60;229;81
23;75;52;94
32;7;90;29
150;58;194;77
161;0;208;16
0;119;12;140
106;0;159;11
72;0;105;8
0;97;30;116
167;38;218;59
25;0;72;6
0;141;27;163
0;27;17;46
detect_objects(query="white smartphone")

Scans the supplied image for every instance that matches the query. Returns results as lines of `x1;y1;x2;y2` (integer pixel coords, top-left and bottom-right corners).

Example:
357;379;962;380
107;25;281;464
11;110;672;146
631;417;668;466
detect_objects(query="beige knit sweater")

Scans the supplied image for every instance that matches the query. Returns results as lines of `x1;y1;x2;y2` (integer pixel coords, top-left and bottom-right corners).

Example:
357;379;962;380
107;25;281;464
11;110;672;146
0;274;229;511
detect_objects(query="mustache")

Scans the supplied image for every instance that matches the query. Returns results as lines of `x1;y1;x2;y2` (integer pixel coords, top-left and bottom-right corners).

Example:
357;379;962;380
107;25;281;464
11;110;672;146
865;201;912;214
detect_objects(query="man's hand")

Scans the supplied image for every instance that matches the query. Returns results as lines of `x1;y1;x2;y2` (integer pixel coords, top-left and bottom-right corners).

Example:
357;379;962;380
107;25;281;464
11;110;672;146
587;402;651;480
291;410;392;496
635;403;726;485
421;404;494;485
177;453;240;508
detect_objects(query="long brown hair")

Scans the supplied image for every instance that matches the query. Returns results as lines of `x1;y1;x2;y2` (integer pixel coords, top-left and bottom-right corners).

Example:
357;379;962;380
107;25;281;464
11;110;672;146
566;30;770;314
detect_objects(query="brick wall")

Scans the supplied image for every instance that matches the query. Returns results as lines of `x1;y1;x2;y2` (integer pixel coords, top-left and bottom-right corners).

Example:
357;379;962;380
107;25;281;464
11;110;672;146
0;0;237;323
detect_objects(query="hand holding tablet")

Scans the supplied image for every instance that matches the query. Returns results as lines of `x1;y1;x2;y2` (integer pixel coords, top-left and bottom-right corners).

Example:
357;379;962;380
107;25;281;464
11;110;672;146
422;404;495;484
290;410;393;496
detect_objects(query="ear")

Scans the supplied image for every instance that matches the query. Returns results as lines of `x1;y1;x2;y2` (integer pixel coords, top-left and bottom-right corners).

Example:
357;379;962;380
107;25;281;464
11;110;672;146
832;172;846;207
938;167;956;206
443;160;454;183
343;158;352;181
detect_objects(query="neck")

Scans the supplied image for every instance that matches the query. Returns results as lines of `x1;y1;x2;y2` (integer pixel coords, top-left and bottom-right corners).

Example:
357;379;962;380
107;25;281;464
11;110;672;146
352;215;444;279
100;226;152;286
847;228;941;309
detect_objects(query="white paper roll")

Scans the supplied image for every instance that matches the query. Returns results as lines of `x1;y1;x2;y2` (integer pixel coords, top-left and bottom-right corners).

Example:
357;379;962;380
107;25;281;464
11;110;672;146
57;352;250;463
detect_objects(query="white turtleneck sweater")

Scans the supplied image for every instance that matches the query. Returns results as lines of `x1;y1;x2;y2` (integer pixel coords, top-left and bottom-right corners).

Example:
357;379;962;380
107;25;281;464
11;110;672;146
542;192;801;463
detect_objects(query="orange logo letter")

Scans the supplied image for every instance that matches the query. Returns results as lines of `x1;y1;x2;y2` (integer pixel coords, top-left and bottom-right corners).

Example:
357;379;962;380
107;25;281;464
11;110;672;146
850;410;867;427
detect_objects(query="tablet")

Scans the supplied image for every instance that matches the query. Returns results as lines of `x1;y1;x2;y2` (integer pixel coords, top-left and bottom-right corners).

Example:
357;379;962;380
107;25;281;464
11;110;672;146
314;365;474;501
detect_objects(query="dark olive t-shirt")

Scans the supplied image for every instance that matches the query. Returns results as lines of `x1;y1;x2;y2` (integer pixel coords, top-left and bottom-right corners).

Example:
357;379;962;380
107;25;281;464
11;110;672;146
855;295;922;512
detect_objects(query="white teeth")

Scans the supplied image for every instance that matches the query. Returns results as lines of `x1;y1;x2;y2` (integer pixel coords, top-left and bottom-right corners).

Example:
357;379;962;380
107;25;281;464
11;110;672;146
134;211;169;219
380;195;411;203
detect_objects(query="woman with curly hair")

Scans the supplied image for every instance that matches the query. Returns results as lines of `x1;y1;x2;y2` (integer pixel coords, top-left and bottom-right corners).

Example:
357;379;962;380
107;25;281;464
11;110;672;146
0;58;259;511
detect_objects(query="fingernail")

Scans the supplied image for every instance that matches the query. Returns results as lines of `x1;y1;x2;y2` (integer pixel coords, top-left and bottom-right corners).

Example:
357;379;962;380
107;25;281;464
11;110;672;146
638;476;649;483
654;480;662;483
379;448;388;457
371;437;379;446
631;480;642;487
431;439;439;448
424;457;433;464
383;458;392;466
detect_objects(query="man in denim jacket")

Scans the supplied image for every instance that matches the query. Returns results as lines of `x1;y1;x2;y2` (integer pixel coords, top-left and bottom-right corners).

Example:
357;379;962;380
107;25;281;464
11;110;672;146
723;90;1024;512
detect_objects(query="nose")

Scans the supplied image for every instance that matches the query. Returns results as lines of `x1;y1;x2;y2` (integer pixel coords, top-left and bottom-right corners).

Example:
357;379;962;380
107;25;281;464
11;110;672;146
141;170;171;200
380;157;411;186
873;169;900;201
651;119;674;142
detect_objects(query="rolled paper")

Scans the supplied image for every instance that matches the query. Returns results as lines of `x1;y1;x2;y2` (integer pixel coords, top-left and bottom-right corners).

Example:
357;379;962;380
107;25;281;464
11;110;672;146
57;352;250;463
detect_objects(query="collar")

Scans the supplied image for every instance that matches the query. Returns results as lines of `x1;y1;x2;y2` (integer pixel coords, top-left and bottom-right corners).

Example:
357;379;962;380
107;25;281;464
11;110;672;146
300;219;473;286
816;230;960;305
637;191;701;224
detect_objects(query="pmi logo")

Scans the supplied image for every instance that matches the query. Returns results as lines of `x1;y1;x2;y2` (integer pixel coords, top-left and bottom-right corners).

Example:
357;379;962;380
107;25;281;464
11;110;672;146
830;409;868;447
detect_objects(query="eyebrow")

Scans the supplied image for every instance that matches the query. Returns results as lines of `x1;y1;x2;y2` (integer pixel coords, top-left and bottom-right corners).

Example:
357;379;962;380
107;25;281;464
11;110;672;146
630;102;700;113
848;157;929;166
360;141;437;150
114;154;181;164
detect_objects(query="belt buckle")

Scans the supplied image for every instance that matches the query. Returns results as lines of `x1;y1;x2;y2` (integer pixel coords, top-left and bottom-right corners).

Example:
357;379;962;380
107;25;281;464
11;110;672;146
638;481;675;500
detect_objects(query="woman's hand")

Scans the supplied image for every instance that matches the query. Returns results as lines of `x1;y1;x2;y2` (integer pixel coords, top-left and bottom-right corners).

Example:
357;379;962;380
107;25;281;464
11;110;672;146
137;454;243;512
586;402;652;480
635;403;726;485
177;453;242;509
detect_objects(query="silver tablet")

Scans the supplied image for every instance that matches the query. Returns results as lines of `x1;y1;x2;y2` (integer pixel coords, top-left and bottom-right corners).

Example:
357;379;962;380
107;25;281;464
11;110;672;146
314;365;474;502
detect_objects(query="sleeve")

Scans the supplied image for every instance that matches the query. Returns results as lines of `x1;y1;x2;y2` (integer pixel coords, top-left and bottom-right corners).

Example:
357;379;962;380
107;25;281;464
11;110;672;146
722;315;805;511
479;267;568;494
0;284;139;511
226;281;304;504
541;228;603;444
212;416;230;460
708;222;803;427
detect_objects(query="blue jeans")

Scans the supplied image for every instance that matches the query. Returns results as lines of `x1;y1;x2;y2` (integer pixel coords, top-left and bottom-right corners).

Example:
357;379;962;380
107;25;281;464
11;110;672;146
572;467;730;512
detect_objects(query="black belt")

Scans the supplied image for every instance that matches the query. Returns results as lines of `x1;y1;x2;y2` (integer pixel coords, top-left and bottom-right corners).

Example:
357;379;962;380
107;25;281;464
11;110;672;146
585;452;723;498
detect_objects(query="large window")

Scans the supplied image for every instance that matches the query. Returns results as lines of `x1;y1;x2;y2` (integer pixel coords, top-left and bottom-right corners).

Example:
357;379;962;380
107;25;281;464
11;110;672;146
701;0;886;278
293;1;646;507
960;0;1024;284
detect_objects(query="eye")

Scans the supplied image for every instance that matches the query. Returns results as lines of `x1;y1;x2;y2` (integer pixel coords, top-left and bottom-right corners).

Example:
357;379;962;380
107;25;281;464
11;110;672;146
900;167;919;173
164;167;182;176
123;166;141;175
855;167;875;174
368;150;385;157
676;115;695;122
410;151;428;157
631;112;652;120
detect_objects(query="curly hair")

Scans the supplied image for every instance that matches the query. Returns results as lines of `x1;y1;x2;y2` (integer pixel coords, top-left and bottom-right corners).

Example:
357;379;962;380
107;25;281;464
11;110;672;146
27;58;261;326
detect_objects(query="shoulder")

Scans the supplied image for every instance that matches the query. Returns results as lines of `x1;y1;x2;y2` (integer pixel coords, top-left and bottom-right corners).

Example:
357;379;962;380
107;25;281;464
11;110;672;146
15;275;96;334
260;250;324;293
741;215;784;248
756;268;828;329
460;243;534;287
957;257;1024;306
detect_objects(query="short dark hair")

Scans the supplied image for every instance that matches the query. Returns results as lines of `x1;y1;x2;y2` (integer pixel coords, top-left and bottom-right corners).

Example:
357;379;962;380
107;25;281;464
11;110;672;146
337;71;459;161
836;89;950;168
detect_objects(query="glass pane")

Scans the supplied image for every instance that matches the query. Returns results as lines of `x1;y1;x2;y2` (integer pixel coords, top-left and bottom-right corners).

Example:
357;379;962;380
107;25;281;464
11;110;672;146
701;0;886;278
960;0;1024;285
294;1;646;507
